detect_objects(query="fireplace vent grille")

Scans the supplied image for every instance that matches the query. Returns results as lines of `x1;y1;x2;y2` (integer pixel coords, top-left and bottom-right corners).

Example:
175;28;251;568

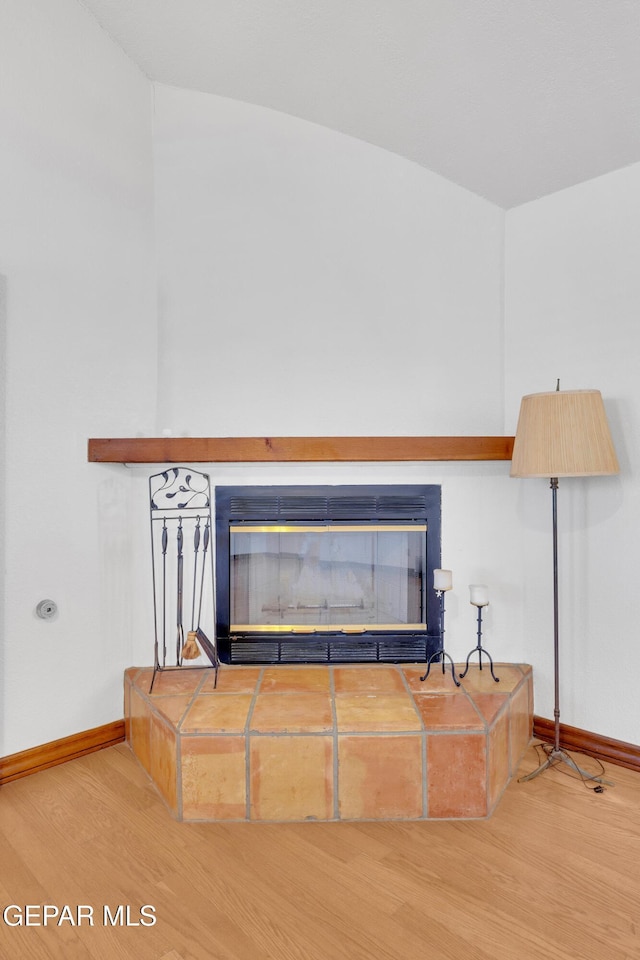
230;641;281;663
229;636;432;664
377;495;428;516
229;497;281;518
228;493;428;520
278;496;329;517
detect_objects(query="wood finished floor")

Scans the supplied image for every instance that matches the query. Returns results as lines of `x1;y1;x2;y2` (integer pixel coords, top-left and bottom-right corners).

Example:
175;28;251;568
1;741;639;960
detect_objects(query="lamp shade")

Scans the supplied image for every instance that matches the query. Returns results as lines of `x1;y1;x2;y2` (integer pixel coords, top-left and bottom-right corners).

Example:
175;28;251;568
510;389;619;478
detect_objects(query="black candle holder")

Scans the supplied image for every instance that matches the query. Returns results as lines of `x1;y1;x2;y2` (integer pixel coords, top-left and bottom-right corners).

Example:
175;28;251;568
459;600;499;682
421;589;460;686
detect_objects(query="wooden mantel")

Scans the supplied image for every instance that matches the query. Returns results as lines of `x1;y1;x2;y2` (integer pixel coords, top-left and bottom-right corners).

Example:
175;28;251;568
88;436;515;463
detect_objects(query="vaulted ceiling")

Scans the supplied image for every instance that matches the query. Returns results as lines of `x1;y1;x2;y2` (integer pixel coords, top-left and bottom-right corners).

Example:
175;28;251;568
80;0;640;208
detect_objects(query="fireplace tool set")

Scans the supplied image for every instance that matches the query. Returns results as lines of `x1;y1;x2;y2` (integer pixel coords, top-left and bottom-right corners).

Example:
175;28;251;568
149;467;219;693
421;571;499;686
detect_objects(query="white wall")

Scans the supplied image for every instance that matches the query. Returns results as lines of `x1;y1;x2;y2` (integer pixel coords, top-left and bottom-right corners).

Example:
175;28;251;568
143;84;524;681
0;0;157;755
505;162;640;744
152;84;505;437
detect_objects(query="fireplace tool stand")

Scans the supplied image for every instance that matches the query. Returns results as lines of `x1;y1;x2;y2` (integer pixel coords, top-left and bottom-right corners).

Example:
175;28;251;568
421;590;460;687
149;467;220;693
459;603;499;682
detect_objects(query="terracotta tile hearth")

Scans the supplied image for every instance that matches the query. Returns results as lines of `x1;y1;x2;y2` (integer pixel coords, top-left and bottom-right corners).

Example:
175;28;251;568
125;663;533;822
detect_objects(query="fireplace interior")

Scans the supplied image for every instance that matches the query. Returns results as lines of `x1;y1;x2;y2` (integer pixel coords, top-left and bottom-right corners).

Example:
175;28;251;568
215;485;441;664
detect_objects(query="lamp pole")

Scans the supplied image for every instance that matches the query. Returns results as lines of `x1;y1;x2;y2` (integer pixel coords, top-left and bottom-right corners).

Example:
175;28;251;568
518;475;611;787
551;477;560;754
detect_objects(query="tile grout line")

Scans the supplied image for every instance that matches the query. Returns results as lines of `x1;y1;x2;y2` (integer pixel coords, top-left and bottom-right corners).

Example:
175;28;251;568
397;665;427;732
185;672;211;820
176;672;206;732
397;666;431;818
329;667;339;820
423;729;429;818
244;667;265;820
132;682;180;817
508;674;523;778
176;716;183;821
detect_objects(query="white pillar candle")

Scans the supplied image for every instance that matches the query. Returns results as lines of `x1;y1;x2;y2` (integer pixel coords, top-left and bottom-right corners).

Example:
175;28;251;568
433;569;453;591
469;584;489;606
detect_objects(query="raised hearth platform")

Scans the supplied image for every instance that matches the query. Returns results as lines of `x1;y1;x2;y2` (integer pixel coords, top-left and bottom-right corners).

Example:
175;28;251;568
125;663;533;822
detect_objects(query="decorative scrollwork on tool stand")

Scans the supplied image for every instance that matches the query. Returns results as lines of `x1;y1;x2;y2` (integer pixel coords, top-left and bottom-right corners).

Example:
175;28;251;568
420;569;460;687
149;467;220;693
151;468;210;511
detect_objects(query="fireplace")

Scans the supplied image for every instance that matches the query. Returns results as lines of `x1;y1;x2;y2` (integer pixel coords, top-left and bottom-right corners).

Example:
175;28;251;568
215;485;441;664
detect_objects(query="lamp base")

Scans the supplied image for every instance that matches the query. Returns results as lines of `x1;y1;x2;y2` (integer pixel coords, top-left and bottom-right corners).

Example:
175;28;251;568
518;743;614;788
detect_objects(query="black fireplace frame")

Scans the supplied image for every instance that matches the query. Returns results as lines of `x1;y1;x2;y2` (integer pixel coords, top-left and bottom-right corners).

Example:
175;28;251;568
215;484;442;664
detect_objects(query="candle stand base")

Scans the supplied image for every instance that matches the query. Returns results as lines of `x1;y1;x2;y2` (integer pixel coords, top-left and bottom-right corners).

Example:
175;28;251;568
420;650;460;687
459;646;500;683
459;604;499;682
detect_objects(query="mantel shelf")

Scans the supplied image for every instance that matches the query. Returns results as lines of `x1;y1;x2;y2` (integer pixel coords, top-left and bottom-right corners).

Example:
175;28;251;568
88;436;515;464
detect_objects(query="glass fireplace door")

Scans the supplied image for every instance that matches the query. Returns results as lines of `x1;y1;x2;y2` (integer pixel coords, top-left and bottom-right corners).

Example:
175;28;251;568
230;523;426;632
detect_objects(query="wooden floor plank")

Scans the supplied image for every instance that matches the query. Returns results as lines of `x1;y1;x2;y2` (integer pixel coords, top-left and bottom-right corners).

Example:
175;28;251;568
1;742;639;960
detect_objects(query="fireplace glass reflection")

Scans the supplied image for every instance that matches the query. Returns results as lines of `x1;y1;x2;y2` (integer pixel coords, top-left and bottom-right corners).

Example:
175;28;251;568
230;524;426;632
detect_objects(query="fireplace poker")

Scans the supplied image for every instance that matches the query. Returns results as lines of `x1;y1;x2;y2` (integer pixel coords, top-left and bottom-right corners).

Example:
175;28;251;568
192;516;219;684
150;518;170;692
161;519;168;666
190;516;201;631
196;516;210;634
176;517;184;665
181;516;201;660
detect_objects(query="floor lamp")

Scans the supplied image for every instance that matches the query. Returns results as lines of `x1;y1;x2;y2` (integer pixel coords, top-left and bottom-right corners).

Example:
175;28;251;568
510;386;619;786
